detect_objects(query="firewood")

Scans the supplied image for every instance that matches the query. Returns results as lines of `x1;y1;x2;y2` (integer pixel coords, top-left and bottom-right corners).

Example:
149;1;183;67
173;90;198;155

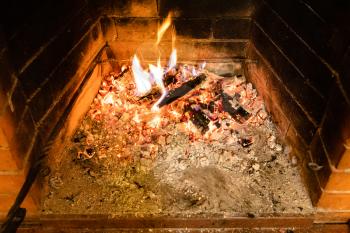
158;74;206;108
221;92;251;124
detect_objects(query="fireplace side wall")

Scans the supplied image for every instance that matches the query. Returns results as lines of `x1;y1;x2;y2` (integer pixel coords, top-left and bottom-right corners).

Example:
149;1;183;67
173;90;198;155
247;0;350;220
0;1;105;218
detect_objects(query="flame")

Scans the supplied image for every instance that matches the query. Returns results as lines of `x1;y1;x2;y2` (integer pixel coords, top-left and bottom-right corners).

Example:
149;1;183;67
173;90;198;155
156;12;172;45
132;55;152;96
168;49;177;71
150;59;168;112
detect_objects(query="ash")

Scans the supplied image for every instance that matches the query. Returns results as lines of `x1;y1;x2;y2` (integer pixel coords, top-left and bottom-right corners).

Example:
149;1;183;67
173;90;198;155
42;65;313;217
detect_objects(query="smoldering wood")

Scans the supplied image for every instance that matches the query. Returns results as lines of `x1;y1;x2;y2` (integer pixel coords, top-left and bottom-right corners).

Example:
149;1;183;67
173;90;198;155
185;105;210;133
158;74;206;108
221;92;251;123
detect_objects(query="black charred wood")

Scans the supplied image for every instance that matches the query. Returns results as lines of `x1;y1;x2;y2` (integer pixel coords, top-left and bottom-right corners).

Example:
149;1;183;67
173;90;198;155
221;92;251;124
239;138;253;148
190;109;210;133
164;74;177;86
158;74;206;108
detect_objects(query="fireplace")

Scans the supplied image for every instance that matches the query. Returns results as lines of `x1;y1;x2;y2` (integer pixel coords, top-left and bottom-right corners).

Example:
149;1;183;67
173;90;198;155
0;0;350;231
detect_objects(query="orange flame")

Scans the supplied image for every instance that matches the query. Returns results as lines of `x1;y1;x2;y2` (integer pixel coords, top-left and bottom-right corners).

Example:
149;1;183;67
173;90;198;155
156;12;172;45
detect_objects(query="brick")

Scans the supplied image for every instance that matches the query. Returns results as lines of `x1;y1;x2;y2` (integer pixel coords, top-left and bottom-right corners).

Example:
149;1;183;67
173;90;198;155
110;40;248;62
100;16;117;41
309;132;332;189
114;18;158;41
4;0;87;73
318;193;350;210
0;194;38;219
245;57;290;138
10;109;37;169
159;0;254;17
0;148;18;171
0;174;25;194
18;7;96;98
252;22;327;125
0;106;18;146
0;128;9;148
175;19;212;39
338;148;350;169
254;2;334;97
29;24;104;123
324;172;350;191
91;0;158;17
315;211;350;223
246;44;317;144
0;90;7;117
0;50;17;94
264;0;335;66
340;48;350;103
321;87;350;167
213;18;251;39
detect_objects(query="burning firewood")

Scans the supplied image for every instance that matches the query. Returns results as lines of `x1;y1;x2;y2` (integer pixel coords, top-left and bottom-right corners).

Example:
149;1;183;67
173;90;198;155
158;73;206;108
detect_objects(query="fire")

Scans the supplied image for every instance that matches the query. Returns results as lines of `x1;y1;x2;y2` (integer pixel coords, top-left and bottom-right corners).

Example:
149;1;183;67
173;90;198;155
156;12;172;45
132;55;152;96
168;49;177;71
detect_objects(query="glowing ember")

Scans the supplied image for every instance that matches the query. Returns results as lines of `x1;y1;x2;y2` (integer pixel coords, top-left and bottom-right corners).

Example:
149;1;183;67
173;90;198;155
148;115;162;128
102;92;115;105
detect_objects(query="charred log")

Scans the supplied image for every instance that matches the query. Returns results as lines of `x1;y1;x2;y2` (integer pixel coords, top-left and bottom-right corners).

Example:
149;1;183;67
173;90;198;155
158;74;206;108
221;92;251;124
184;104;210;133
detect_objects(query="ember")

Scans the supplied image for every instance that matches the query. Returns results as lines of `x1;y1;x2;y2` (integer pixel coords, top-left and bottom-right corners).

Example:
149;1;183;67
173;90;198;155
43;13;313;217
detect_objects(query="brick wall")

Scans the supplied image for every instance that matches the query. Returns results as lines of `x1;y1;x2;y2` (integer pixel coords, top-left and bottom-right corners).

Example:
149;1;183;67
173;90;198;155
0;0;105;218
247;0;350;221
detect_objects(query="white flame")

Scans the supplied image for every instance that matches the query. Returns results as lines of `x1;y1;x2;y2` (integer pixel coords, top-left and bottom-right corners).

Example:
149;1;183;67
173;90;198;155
132;55;152;96
150;60;168;112
168;49;177;71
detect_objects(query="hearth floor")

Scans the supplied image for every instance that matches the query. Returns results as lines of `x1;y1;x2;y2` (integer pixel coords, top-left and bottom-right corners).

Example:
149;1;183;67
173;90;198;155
41;63;314;218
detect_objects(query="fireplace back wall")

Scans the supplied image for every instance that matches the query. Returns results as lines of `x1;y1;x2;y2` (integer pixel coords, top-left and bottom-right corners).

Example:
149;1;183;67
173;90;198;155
0;0;349;221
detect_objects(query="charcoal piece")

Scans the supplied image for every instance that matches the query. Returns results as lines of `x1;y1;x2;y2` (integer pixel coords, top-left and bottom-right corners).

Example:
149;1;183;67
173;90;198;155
158;74;206;108
185;105;210;133
208;101;215;112
234;106;251;123
214;121;221;128
115;66;129;79
164;74;177;86
199;103;208;109
239;138;253;148
221;92;251;124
